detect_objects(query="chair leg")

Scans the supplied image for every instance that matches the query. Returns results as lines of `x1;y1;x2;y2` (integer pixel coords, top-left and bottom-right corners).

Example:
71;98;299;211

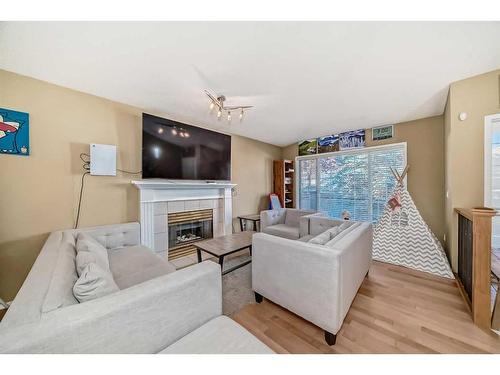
324;331;337;346
254;292;263;303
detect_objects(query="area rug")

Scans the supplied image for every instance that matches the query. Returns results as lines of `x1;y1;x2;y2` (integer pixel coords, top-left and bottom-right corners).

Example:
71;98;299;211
220;254;255;316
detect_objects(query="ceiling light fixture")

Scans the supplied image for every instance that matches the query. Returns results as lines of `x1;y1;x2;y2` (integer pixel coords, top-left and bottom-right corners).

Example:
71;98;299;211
205;90;253;124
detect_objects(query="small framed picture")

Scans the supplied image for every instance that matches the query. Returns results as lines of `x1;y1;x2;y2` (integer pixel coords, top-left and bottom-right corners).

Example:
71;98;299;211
372;125;394;141
298;139;318;156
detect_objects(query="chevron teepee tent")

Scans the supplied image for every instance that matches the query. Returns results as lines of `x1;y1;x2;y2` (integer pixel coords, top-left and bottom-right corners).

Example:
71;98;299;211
373;166;454;279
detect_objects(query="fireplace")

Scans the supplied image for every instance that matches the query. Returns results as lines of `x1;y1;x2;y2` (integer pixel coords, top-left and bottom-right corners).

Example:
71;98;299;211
167;209;213;260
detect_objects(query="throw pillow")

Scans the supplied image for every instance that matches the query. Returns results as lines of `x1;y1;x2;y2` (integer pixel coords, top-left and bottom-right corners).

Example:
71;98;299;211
73;262;119;303
75;250;98;277
308;225;343;245
308;230;333;245
76;233;110;271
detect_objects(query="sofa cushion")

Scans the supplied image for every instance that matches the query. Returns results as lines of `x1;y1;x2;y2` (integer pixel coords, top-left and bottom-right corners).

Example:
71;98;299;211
41;232;79;313
262;224;300;240
76;233;110;271
308;229;332;245
284;209;301;227
159;316;273;354
73;263;119;303
297;234;314;242
308;226;340;245
108;245;175;289
324;222;362;248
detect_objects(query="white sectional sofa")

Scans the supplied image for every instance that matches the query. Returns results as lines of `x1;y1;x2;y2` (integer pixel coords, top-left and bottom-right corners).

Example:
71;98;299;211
0;222;272;354
252;216;373;345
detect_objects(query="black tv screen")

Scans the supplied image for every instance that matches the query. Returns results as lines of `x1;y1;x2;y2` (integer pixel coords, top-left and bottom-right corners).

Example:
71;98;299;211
142;113;231;180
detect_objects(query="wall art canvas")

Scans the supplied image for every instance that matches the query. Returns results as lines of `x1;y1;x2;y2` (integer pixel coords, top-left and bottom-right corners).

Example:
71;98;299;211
318;134;339;153
298;138;318;156
0;108;29;156
339;129;365;150
372;124;394;141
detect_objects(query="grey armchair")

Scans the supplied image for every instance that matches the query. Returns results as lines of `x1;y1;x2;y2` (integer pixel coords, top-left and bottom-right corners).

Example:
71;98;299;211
260;208;321;240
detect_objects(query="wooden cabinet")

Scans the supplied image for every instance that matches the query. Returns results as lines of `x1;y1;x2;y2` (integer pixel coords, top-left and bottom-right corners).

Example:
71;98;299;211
273;159;295;208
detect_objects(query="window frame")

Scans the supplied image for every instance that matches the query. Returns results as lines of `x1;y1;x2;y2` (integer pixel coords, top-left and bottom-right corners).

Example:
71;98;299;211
295;142;407;221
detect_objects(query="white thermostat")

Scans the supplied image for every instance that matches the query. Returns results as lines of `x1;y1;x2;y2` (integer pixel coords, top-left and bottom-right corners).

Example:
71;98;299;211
90;143;116;176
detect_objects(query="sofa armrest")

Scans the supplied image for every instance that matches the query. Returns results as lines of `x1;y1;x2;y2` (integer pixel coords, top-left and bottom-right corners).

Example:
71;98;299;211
260;209;285;230
299;212;325;237
252;233;342;333
0;261;222;353
330;223;373;321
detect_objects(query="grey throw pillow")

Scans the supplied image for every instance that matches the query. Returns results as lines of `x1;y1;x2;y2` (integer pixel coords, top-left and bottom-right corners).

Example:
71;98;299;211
75;250;97;277
308;230;332;245
308;226;342;245
73;262;119;303
76;233;110;271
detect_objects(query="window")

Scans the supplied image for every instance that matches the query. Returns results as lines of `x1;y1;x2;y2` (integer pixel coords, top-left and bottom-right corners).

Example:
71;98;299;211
298;143;406;223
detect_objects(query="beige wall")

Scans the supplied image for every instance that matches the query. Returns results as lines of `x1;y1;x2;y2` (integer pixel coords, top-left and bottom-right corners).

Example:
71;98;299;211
444;69;500;271
281;116;446;241
0;70;281;300
231;136;282;221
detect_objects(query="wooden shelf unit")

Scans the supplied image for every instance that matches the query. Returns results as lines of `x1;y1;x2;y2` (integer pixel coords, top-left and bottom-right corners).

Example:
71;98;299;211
273;159;295;208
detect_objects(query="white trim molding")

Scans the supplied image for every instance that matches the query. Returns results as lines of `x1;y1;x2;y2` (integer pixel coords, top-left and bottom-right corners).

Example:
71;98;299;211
484;113;500;208
132;180;236;258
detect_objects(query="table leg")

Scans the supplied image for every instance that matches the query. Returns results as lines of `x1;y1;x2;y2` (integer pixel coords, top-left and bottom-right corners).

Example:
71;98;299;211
253;220;257;231
239;218;244;232
197;248;202;263
219;255;224;272
249;245;252;256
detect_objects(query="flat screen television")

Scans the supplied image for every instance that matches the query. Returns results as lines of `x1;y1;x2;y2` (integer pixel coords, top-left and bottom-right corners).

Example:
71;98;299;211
142;113;231;181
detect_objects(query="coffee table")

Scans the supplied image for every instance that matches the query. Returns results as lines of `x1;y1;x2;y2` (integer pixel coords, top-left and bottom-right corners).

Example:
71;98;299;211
194;231;255;275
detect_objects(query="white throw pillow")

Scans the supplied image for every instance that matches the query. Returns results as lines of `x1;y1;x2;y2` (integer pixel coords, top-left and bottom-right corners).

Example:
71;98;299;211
75;250;97;277
308;230;331;245
73;262;119;303
76;233;110;271
308;226;343;245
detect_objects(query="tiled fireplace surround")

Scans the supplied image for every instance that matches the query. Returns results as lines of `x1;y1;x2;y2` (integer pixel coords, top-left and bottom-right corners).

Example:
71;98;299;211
132;180;236;261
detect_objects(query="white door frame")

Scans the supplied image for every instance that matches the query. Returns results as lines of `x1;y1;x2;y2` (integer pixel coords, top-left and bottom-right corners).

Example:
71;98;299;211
484;113;500;208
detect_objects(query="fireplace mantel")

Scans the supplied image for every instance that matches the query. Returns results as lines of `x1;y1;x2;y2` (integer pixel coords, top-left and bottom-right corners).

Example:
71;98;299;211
132;180;236;190
131;180;236;259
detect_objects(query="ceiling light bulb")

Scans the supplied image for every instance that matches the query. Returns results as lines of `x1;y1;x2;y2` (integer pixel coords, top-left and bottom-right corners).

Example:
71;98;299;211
239;109;244;122
184;132;190;138
217;109;222;120
227;111;231;122
158;127;164;134
179;132;185;138
209;102;215;111
171;128;178;136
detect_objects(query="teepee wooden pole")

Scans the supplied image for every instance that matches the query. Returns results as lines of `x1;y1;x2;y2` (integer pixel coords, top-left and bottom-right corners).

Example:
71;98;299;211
390;167;400;182
400;165;409;181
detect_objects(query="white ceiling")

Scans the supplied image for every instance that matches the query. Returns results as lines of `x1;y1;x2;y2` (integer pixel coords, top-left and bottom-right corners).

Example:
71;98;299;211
1;22;500;147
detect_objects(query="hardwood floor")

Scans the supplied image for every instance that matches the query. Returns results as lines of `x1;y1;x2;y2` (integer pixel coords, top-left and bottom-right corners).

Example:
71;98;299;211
232;261;500;353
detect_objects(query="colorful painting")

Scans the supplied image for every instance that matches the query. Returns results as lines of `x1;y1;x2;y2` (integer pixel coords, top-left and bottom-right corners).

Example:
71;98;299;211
0;108;29;156
318;134;339;153
372;124;393;141
339;129;365;150
298;139;318;156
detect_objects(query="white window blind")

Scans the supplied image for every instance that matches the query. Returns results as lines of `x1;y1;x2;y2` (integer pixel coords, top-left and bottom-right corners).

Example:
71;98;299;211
298;143;406;223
